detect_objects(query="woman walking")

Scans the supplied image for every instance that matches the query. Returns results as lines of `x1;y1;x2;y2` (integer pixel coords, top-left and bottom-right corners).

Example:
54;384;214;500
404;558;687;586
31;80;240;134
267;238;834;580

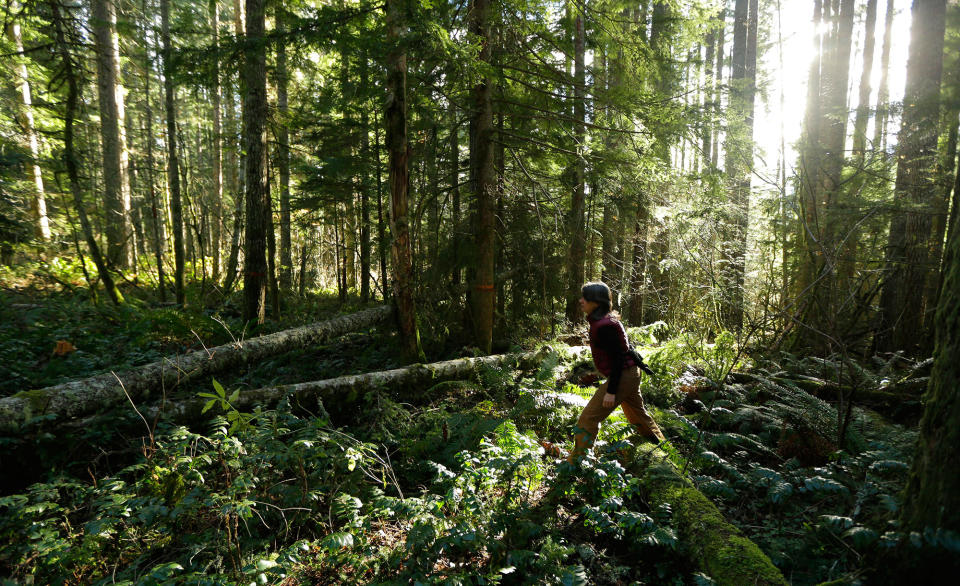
571;282;665;460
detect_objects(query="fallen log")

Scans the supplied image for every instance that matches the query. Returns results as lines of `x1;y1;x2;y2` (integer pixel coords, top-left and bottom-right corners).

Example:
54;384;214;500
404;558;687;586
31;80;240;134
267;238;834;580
138;346;570;423
0;306;391;431
628;443;787;586
730;372;925;422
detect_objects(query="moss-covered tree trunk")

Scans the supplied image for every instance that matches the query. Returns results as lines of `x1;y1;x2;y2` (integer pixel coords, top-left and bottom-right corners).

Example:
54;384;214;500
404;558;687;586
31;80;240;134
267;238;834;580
901;151;960;535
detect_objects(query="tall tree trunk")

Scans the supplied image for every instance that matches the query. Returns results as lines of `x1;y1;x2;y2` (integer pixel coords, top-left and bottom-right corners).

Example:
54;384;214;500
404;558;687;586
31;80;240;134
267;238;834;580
712;6;725;168
341;52;357;293
449;100;461;291
50;0;122;304
223;76;243;292
628;198;648;324
792;0;856;352
795;0;824;304
222;46;241;291
600;33;620;291
818;0;855;267
926;115;960;331
276;5;292;291
701;18;716;171
877;0;947;353
385;0;422;360
470;0;496;353
5;5;50;242
720;0;757;331
375;112;388;298
359;51;372;303
873;0;895;153
141;5;166;301
852;0;878;160
92;0;133;268
900;148;960;543
161;0;185;304
241;0;269;324
565;5;587;323
210;0;224;282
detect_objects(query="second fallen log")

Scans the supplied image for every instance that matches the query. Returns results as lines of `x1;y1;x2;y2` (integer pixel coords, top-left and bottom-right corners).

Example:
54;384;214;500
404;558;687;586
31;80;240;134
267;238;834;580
0;306;391;431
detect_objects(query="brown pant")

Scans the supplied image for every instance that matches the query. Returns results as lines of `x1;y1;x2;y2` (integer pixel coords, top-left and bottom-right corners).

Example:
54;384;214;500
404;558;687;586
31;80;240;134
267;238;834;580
572;366;664;459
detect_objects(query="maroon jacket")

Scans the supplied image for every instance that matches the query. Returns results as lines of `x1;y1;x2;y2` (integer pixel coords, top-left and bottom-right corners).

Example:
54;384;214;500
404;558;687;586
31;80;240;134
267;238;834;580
588;314;636;395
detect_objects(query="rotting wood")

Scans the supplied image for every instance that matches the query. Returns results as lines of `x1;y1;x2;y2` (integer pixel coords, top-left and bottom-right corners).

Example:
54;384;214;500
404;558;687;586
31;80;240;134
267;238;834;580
629;443;788;586
0;306;391;431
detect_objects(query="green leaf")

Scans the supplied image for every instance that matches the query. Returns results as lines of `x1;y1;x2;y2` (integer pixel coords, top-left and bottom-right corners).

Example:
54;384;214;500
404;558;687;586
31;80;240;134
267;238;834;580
201;399;216;414
322;531;354;550
212;377;225;398
229;389;240;404
256;559;277;571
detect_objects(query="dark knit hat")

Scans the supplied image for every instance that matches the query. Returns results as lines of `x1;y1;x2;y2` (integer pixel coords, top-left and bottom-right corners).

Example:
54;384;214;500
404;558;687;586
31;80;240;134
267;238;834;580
581;282;612;319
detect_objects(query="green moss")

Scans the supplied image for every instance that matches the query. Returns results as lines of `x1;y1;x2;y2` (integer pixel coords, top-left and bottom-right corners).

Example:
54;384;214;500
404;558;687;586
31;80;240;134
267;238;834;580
633;445;787;586
12;388;53;424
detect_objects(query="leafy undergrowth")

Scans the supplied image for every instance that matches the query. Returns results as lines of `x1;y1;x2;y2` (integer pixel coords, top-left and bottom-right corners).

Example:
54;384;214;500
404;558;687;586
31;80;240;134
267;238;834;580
0;363;697;585
0;295;949;584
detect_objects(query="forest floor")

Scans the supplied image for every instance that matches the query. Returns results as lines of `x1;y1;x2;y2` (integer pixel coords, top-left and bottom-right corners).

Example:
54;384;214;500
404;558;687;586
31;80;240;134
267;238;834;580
0;270;929;585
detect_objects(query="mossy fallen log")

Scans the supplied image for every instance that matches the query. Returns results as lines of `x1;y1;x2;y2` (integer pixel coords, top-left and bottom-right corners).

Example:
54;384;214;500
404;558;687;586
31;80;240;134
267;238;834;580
730;372;925;422
629;443;787;586
141;347;567;423
0;306;392;431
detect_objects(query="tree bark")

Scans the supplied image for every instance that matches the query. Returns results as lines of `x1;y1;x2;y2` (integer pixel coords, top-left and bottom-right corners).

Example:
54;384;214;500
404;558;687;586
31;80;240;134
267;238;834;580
711;7;725;168
359;51;372;303
701;17;716;171
0;306;391;431
210;0;224;283
141;4;166;301
470;0;496;353
923;113;959;336
852;0;878;160
901;119;960;536
5;5;50;242
628;198;648;324
449;100;462;291
565;5;587;323
385;0;422;360
242;0;270;324
92;0;133;269
719;0;757;331
276;7;292;291
161;0;186;305
877;0;947;353
873;0;896;153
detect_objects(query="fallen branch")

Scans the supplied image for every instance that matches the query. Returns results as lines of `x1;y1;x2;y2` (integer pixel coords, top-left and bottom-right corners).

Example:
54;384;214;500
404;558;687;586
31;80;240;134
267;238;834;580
0;306;391;431
629;443;787;586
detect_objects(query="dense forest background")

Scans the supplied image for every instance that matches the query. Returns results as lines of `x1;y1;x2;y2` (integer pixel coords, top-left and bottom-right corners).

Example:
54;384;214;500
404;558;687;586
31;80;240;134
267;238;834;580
1;0;959;583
